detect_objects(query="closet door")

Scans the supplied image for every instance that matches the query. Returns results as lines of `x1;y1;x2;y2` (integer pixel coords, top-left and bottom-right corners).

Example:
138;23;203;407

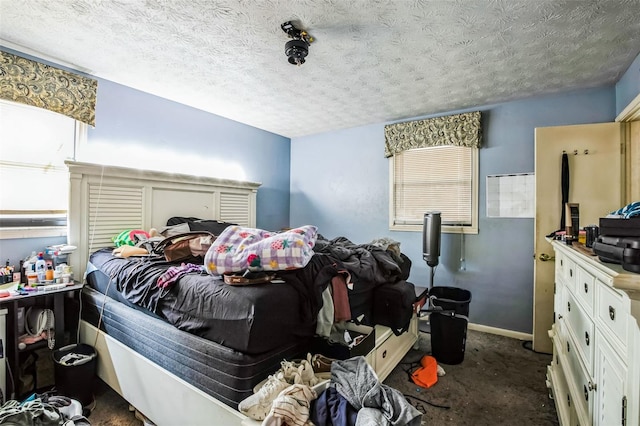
533;122;624;353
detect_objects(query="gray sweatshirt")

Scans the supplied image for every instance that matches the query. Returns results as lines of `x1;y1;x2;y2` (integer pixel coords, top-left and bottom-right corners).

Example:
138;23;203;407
331;356;422;426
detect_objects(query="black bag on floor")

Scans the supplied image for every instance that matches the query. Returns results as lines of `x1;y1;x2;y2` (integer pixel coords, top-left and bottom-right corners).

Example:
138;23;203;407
371;280;415;335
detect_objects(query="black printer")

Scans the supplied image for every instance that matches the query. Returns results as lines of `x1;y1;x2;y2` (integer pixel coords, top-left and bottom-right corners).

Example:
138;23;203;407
592;217;640;273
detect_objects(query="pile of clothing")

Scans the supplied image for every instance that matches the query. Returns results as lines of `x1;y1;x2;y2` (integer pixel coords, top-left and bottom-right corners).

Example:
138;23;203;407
0;393;89;425
239;355;422;426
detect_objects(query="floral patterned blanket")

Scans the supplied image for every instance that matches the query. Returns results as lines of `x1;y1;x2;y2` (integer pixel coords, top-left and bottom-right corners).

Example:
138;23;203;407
204;225;318;276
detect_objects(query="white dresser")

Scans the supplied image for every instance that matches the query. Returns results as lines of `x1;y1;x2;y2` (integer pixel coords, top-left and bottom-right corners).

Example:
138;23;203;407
547;240;640;426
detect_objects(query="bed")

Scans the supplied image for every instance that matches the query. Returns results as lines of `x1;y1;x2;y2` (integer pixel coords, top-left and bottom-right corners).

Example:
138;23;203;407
67;161;418;426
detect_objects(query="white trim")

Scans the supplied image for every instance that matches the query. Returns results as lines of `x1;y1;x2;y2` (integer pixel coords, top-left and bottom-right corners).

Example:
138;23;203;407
388;158;395;229
391;224;479;234
467;322;533;341
75;121;88;148
616;92;640;122
418;316;533;340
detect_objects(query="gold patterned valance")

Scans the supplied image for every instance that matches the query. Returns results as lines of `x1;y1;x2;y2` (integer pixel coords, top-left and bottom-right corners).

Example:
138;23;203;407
0;51;97;126
384;111;481;157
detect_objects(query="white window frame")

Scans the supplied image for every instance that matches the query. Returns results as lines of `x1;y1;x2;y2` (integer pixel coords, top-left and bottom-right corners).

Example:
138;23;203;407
0;99;87;239
389;146;479;234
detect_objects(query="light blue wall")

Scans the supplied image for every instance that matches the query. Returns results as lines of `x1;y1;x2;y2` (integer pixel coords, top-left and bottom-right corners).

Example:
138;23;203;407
89;79;291;230
290;87;615;333
616;52;640;115
0;48;291;269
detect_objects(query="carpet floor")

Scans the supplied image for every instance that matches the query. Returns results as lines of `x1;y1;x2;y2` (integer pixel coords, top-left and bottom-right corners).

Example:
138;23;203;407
84;328;559;425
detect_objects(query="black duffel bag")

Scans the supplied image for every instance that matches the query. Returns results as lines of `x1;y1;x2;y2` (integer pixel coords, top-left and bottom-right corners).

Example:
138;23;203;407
371;280;416;336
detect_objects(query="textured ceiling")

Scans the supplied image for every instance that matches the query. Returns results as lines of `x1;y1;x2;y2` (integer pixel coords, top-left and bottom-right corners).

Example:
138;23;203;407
1;0;639;138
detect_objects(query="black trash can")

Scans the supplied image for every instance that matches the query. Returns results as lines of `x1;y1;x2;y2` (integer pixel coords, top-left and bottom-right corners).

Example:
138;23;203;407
52;343;97;407
429;286;471;365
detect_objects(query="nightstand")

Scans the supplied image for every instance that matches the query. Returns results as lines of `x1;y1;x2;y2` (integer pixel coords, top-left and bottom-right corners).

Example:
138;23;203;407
0;283;84;401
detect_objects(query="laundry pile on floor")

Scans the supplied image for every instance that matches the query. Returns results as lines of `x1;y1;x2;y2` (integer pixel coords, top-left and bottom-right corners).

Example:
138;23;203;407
0;392;90;425
238;354;422;426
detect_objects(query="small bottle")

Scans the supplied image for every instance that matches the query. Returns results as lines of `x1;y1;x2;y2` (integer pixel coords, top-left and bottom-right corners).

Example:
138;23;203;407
578;230;586;245
35;252;46;283
45;265;54;282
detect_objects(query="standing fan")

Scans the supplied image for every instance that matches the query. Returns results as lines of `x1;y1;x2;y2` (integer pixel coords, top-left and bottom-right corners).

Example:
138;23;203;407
419;212;442;334
423;211;441;289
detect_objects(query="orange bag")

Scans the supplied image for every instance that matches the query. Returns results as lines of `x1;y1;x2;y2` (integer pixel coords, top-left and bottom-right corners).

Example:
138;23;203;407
411;355;438;388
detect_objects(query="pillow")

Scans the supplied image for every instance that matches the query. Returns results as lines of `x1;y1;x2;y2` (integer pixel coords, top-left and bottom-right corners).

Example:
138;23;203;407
204;225;318;276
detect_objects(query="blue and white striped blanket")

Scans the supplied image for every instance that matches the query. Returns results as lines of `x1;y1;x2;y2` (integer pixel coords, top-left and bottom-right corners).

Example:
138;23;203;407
609;201;640;218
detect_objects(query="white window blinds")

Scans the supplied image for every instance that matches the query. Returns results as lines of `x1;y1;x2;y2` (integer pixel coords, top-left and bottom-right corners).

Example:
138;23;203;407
0;100;79;235
393;145;474;227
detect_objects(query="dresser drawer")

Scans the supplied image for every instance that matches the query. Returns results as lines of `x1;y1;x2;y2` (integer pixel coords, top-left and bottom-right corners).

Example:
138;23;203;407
554;279;566;328
596;281;628;356
556;250;567;283
550;325;565;373
375;328;409;372
373;323;417;381
547;363;571;426
565;291;595;371
575;266;595;315
565;332;593;425
563;256;577;294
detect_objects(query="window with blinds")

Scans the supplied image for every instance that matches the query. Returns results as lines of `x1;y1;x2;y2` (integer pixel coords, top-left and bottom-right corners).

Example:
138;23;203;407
0;100;85;238
390;145;478;233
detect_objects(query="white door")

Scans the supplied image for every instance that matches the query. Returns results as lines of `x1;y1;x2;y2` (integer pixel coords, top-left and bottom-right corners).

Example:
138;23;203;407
533;122;624;353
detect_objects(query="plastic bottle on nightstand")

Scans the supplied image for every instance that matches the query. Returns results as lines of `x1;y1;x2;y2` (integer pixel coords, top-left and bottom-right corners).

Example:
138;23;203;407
35;252;46;283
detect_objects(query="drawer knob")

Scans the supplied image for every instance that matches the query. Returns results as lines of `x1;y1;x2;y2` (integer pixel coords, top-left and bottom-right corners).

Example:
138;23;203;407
609;306;616;321
382;349;387;359
561;259;564;266
567;301;571;312
584;282;588;293
585;331;590;346
569;269;573;277
557;314;563;320
584;385;589;401
567;341;570;353
567;393;571;407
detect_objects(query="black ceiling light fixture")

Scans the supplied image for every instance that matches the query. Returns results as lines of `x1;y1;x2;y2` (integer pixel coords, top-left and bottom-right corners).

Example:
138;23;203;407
281;21;314;66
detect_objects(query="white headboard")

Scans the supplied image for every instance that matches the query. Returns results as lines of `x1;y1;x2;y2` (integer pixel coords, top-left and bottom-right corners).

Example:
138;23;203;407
66;161;261;280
